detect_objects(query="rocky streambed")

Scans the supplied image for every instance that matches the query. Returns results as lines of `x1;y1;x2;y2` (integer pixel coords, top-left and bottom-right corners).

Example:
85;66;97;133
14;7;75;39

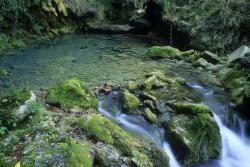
0;34;250;167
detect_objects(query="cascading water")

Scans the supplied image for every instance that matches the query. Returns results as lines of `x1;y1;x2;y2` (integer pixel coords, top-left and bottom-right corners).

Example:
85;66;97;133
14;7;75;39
98;91;180;167
187;83;250;167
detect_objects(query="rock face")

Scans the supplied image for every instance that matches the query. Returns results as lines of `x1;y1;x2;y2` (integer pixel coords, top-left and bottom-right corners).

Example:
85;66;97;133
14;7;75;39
165;103;221;165
47;78;98;110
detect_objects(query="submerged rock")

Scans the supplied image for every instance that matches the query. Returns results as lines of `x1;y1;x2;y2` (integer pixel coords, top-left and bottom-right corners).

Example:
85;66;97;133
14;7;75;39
47;78;98;110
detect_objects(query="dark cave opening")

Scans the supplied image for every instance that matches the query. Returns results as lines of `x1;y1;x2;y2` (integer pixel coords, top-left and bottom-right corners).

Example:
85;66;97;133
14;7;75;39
144;1;190;50
145;0;163;28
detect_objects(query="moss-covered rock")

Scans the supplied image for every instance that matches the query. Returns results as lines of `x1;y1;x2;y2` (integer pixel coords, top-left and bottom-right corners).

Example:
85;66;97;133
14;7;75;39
143;108;157;124
165;112;221;165
146;46;182;59
143;76;166;90
121;90;139;113
77;113;169;167
125;81;138;92
47;78;98;110
60;138;95;167
171;102;211;114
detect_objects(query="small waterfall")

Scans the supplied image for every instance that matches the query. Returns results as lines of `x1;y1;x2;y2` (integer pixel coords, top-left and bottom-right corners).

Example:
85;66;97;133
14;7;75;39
187;83;250;167
98;91;180;167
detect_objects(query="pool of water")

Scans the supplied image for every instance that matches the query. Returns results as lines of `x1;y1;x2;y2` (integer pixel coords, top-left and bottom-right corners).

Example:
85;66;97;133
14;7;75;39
0;34;156;89
0;33;217;90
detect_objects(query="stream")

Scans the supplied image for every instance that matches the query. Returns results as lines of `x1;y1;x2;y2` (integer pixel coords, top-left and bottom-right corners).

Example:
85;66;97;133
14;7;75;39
188;83;250;167
98;83;250;167
1;34;250;167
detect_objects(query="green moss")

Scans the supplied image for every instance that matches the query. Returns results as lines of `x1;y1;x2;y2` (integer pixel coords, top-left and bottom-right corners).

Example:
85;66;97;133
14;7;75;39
218;67;250;107
146;46;182;59
60;138;94;167
143;76;166;90
121;90;139;112
77;113;167;167
0;89;31;129
166;112;221;164
78;113;114;144
172;102;210;114
47;78;98;109
143;108;157;124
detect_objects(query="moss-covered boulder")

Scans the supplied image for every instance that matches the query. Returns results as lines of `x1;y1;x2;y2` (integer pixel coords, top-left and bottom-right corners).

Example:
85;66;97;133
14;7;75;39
47;78;98;110
146;46;182;59
171;102;210;114
143;75;166;90
165;111;221;165
77;113;169;167
143;108;157;123
121;90;139;113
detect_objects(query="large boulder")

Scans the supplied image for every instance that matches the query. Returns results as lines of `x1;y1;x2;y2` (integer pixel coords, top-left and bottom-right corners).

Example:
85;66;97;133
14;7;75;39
47;78;98;110
227;45;250;63
77;113;169;167
164;103;221;165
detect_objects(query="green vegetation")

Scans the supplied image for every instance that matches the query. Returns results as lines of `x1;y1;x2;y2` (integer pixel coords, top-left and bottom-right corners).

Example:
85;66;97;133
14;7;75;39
166;112;221;164
146;46;182;59
172;102;211;114
77;113;169;167
47;78;98;110
0;87;31;133
121;90;140;112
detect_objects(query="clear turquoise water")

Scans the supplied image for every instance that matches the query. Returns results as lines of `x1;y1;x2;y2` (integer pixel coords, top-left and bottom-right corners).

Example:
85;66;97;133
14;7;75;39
0;34;162;89
0;33;218;90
